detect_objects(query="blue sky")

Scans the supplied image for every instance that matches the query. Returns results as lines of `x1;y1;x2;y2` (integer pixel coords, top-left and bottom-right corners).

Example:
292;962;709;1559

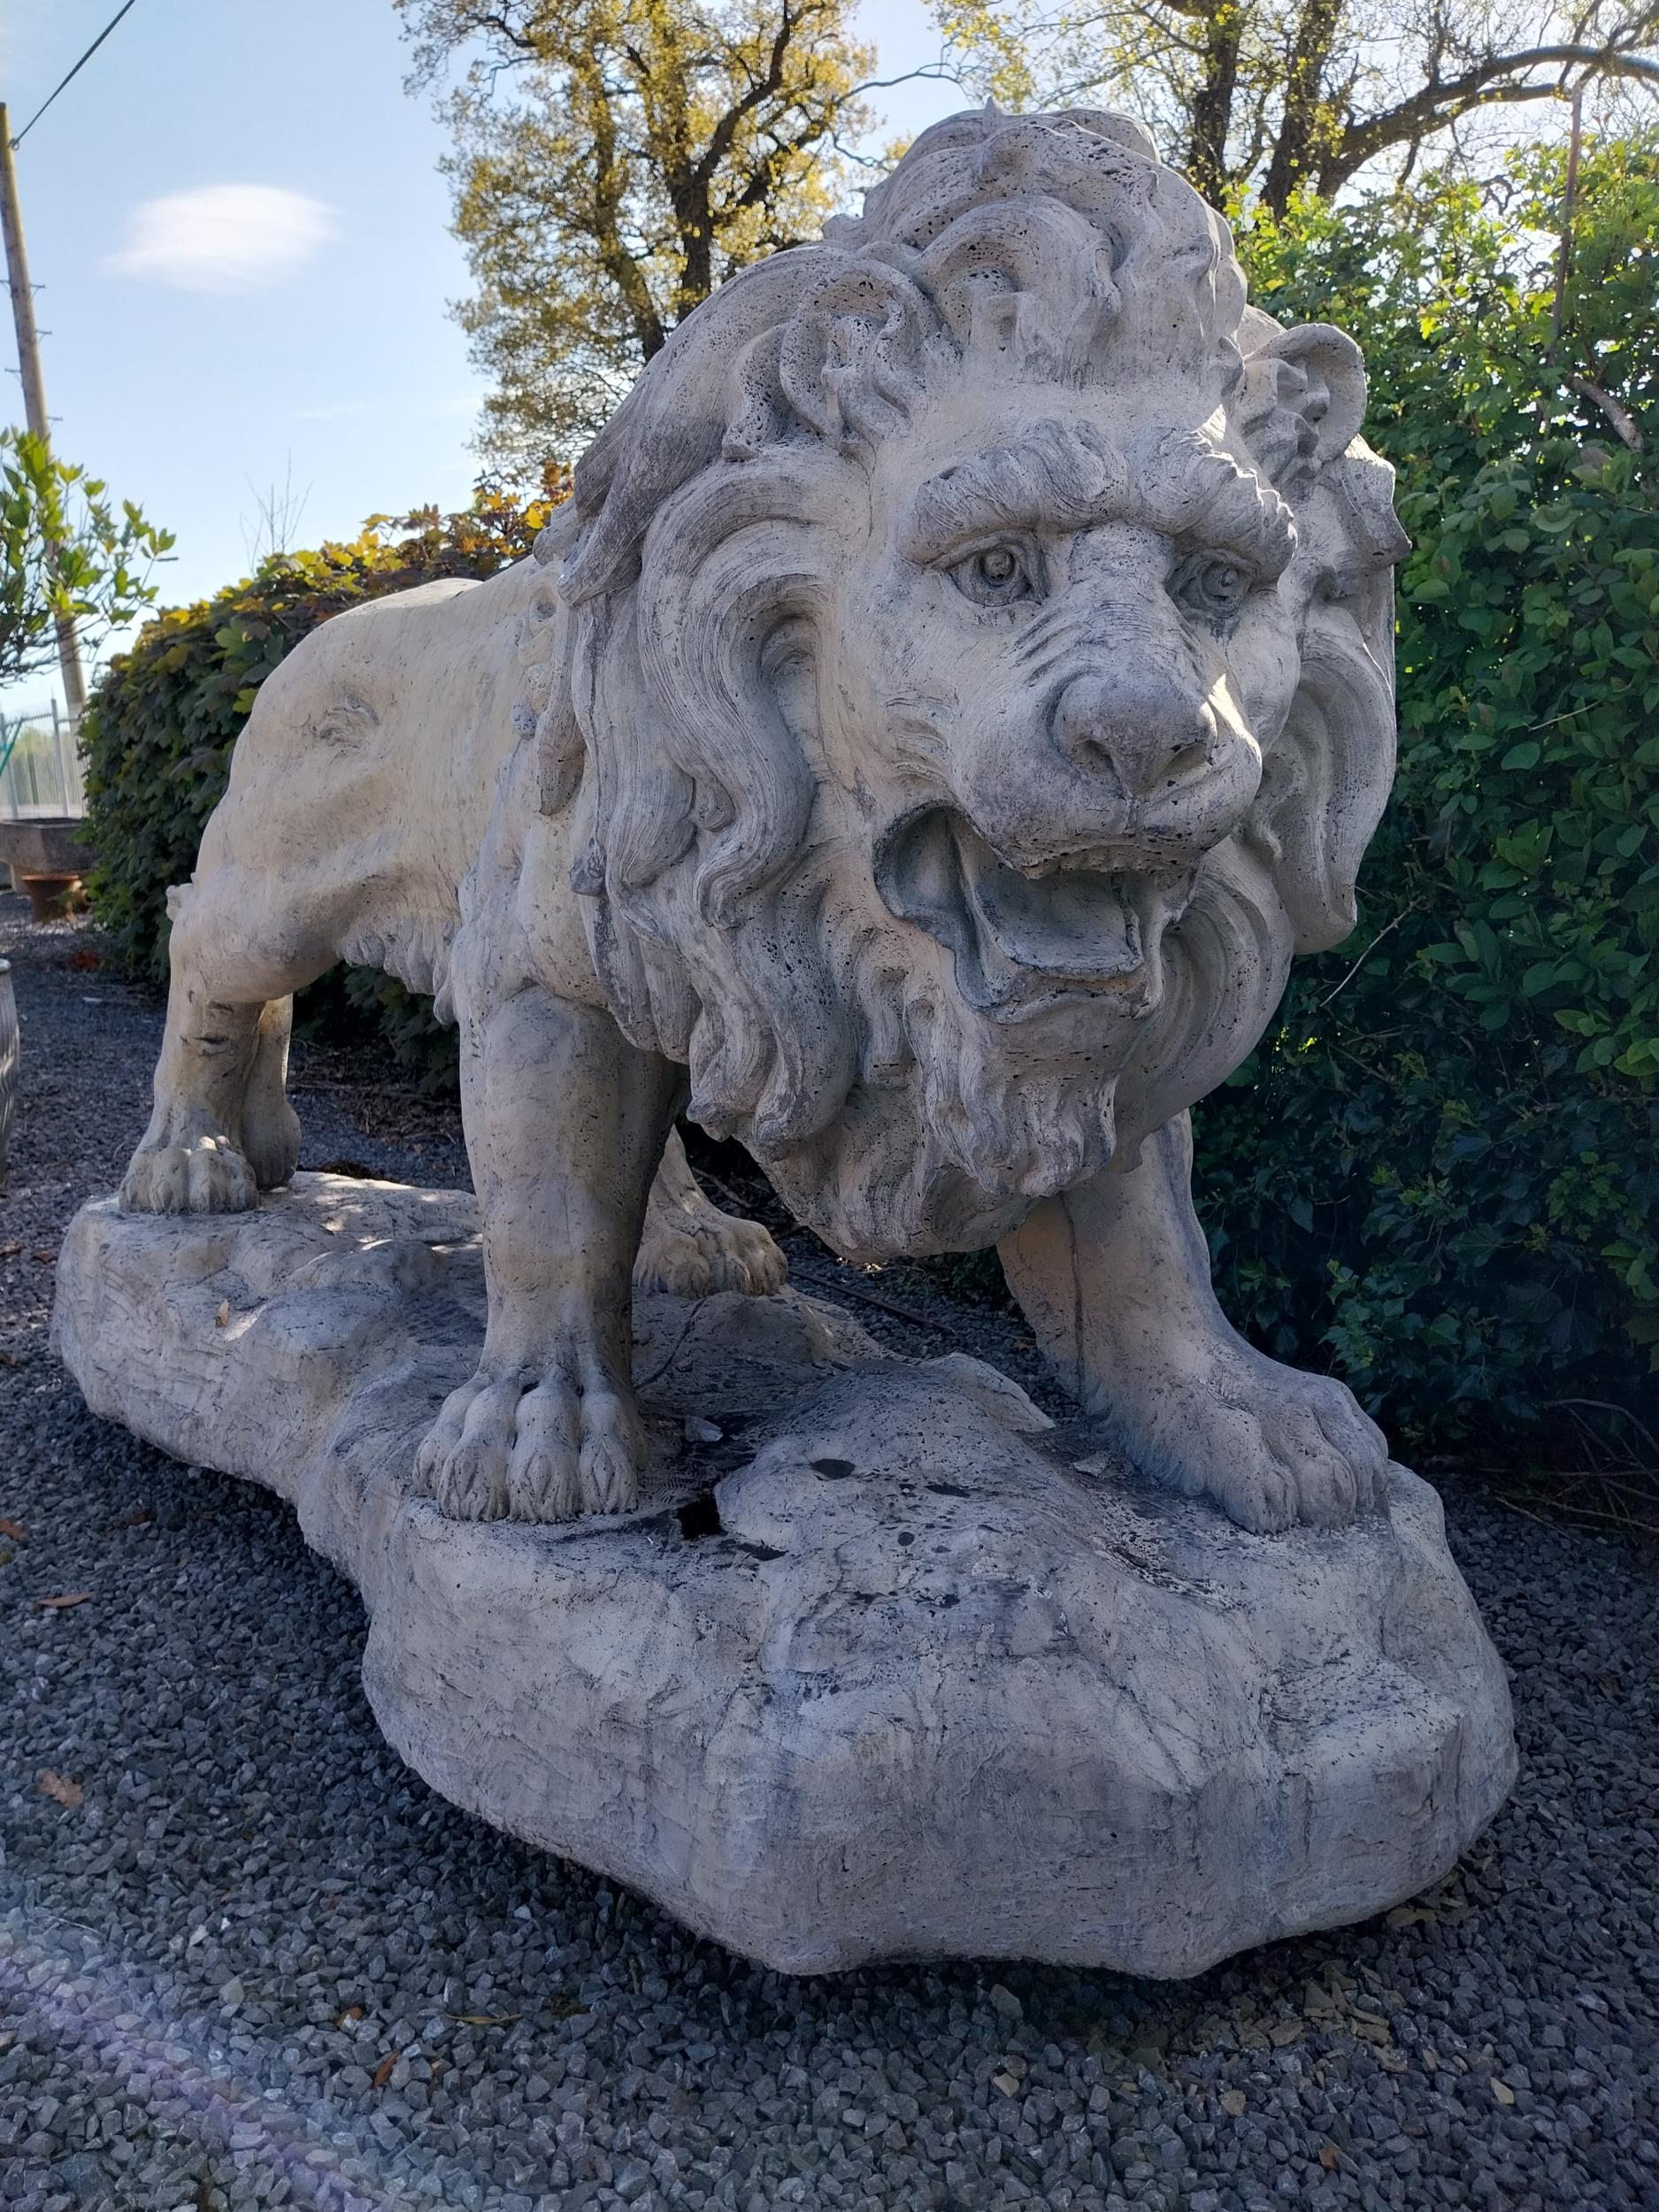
1;0;967;710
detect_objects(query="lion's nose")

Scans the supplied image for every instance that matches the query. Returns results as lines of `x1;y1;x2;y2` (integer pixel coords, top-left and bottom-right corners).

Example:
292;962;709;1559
1050;672;1217;799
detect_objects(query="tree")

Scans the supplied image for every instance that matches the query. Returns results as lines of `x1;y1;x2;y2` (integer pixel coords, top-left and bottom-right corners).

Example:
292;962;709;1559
397;0;877;471
0;431;172;693
936;0;1659;211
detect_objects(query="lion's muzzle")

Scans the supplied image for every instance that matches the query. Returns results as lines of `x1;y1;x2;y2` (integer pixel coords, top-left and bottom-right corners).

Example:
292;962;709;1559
1026;662;1262;867
875;808;1194;1024
874;657;1263;1020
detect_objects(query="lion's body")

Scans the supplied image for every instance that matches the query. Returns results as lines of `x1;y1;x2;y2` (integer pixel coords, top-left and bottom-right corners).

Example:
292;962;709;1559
123;105;1402;1532
187;562;557;1010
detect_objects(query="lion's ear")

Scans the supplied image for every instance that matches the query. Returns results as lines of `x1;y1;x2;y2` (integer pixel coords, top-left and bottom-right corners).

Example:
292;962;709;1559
1238;321;1367;495
1237;316;1404;953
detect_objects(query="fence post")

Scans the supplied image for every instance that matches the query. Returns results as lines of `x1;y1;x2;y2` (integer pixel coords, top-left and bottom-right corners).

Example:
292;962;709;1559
50;696;72;816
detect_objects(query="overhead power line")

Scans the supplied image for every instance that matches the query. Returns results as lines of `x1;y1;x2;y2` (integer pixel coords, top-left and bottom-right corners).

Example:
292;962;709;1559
10;0;142;150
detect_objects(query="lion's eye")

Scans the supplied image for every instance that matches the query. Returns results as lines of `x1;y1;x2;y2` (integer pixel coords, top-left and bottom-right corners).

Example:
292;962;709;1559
949;541;1038;608
1171;551;1254;624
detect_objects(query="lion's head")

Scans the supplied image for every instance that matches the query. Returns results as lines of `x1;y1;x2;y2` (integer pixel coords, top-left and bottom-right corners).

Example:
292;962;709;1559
529;106;1405;1259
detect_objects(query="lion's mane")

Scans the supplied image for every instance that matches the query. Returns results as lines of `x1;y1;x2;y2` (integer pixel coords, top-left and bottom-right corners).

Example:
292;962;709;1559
517;107;1405;1257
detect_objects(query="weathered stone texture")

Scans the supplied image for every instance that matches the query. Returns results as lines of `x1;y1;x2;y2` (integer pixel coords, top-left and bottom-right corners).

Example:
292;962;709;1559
56;1178;1515;1975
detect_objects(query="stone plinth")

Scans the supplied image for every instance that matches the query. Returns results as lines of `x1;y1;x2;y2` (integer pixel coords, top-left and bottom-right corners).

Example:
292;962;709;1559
53;1174;1515;1977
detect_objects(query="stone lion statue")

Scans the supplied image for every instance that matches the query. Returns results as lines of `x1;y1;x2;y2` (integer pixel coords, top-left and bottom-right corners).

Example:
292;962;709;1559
121;107;1406;1534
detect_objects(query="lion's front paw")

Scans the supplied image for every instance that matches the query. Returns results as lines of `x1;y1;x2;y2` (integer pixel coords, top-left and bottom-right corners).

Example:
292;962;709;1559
1108;1348;1387;1534
120;1132;257;1215
634;1202;787;1299
414;1349;644;1523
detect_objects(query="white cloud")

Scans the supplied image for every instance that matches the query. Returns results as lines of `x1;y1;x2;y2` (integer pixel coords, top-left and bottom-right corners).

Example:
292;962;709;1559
111;185;336;293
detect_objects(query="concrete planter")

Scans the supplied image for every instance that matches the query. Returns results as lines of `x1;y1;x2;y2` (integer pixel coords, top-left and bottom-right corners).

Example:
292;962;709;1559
0;818;91;882
18;872;83;925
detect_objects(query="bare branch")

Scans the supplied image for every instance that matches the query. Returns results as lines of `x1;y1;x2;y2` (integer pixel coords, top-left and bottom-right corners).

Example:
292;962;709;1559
1329;39;1659;187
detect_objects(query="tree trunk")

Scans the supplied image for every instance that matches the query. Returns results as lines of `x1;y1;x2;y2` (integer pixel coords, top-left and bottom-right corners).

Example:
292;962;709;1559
1186;0;1243;206
668;184;715;320
1262;0;1346;214
580;64;668;359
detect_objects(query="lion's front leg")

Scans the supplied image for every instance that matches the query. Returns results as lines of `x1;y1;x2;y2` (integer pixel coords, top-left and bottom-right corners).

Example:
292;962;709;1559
416;976;681;1524
999;1113;1388;1533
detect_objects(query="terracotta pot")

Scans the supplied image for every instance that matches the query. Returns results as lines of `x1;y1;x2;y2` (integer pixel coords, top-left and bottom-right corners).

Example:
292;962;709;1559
19;872;83;925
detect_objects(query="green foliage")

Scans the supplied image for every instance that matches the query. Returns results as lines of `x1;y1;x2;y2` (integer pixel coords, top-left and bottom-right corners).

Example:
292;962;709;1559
81;486;559;1083
1195;139;1659;1450
0;431;173;687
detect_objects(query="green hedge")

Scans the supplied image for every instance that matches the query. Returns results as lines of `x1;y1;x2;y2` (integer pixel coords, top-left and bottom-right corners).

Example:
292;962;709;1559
1202;140;1659;1451
81;492;557;1084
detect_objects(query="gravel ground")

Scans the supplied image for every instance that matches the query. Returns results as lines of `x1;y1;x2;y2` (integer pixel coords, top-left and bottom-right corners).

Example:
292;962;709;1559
1;893;1655;2212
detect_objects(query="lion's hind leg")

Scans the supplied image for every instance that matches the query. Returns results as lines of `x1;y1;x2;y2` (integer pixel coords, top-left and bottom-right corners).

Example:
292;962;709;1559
237;994;302;1191
120;883;312;1215
633;1130;788;1298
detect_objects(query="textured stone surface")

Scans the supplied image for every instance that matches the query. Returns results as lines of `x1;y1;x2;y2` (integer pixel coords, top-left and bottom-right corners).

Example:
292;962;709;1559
55;1175;1515;1978
113;104;1411;1541
6;908;1647;2212
74;105;1515;1992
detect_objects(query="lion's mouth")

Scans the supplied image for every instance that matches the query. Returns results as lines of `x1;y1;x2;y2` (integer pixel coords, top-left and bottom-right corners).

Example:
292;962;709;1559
875;808;1188;1020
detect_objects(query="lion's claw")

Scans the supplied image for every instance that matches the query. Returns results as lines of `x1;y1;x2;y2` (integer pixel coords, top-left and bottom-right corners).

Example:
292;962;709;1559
121;1132;257;1215
416;1356;644;1523
1107;1347;1386;1534
634;1203;787;1299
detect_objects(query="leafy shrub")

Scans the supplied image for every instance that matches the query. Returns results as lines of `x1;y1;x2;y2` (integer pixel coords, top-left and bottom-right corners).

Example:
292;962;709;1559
81;486;560;1083
1203;140;1659;1452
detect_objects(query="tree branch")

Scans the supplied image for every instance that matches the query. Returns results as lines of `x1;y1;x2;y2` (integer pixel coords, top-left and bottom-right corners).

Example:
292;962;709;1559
1569;373;1644;449
1261;0;1343;214
1328;38;1659;188
694;0;801;192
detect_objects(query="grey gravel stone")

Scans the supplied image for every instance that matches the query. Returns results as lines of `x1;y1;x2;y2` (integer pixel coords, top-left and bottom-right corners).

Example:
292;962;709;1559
1;892;1656;2212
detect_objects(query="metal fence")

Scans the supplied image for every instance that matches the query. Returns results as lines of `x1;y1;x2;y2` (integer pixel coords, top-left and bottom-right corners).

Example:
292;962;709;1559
0;700;85;820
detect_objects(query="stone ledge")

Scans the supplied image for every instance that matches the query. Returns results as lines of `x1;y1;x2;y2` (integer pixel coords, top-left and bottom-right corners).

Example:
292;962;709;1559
53;1173;1517;1976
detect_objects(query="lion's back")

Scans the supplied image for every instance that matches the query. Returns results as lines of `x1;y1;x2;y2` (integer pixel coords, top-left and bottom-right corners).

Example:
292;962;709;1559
204;559;545;894
186;558;554;998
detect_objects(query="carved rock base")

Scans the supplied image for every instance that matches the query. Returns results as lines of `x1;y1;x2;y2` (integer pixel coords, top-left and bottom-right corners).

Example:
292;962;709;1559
54;1175;1515;1977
